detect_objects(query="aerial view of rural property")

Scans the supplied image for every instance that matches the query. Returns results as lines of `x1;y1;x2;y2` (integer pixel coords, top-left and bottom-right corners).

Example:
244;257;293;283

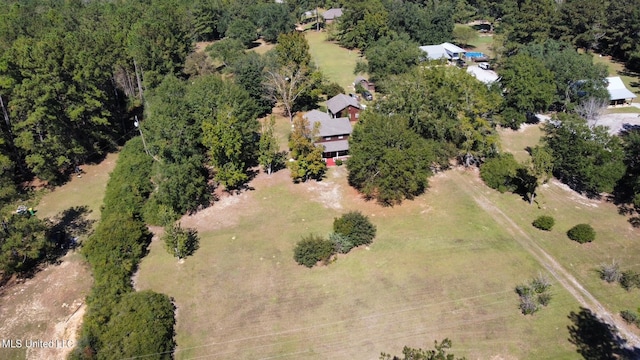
2;1;640;359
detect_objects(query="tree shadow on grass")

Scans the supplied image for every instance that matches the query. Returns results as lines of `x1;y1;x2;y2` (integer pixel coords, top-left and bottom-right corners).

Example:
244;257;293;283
47;205;96;260
568;307;640;360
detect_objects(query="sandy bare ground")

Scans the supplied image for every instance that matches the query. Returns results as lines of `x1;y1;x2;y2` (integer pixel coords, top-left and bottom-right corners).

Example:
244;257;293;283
0;255;91;360
592;112;640;135
451;167;640;349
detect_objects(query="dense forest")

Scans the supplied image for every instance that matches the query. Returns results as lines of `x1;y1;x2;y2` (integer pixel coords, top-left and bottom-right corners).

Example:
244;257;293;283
0;0;639;358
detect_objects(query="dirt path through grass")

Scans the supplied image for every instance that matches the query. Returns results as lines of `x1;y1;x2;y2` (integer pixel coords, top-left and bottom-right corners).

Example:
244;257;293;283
451;167;640;349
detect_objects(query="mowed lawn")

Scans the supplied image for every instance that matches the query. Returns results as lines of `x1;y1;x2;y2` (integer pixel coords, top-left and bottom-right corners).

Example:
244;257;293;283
36;152;118;222
498;125;640;317
305;31;364;91
136;166;581;360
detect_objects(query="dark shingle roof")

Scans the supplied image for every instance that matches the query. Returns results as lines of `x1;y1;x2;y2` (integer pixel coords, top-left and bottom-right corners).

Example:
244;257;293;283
303;110;352;137
326;94;360;115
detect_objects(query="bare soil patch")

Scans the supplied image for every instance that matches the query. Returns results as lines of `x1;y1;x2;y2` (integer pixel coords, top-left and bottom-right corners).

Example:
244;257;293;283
0;254;92;360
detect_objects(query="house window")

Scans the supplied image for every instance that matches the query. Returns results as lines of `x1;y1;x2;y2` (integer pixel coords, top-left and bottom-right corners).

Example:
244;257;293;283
338;136;344;139
355;113;359;118
324;137;331;140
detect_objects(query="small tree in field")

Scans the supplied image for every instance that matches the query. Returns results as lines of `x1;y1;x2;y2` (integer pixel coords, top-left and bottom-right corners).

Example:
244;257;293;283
567;224;596;243
333;211;377;248
598;261;621;283
163;223;199;259
293;234;334;268
258;116;283;175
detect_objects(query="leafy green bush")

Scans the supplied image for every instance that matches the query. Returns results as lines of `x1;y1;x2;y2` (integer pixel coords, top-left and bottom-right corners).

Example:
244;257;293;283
99;291;175;359
620;270;640;291
480;153;520;193
293;235;335;268
329;232;353;254
163;223;199;259
567;224;596;243
0;214;52;275
322;82;345;99
335;159;343;166
333;211;377;247
532;215;555;231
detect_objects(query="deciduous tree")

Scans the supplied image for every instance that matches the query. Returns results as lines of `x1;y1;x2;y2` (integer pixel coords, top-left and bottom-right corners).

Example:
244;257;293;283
258;116;282;175
543;113;626;195
347;112;435;205
288;114;325;182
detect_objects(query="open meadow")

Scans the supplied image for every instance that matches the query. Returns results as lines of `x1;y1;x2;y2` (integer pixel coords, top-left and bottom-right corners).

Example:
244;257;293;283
136;163;584;359
305;31;364;92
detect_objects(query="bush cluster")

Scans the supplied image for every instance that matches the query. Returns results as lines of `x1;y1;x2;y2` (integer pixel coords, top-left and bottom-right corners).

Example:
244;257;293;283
293;212;377;268
515;274;552;315
293;234;335;268
72;138;175;359
567;223;596;243
532;215;555;231
620;270;640;291
333;211;377;249
598;262;640;291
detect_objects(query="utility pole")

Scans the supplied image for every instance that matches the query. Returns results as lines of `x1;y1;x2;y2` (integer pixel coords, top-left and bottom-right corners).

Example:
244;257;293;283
134;115;158;162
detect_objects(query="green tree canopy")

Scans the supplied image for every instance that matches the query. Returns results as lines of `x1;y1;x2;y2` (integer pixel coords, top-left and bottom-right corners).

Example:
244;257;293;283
378;66;502;165
543;113;626;195
499;53;555;128
362;34;422;81
347;112;435;205
99;291;175;360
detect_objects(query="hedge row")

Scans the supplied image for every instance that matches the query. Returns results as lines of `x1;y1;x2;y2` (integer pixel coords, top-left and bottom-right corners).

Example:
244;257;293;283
71;138;175;359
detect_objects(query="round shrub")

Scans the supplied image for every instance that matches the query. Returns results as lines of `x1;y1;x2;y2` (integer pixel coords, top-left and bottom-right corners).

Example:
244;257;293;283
333;211;377;247
293;234;335;268
532;215;555;231
567;224;596;243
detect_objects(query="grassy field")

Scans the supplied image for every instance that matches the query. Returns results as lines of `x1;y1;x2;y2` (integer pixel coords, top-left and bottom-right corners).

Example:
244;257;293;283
499;124;640;313
36;153;118;222
498;124;543;163
137;164;584;359
305;31;364;91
